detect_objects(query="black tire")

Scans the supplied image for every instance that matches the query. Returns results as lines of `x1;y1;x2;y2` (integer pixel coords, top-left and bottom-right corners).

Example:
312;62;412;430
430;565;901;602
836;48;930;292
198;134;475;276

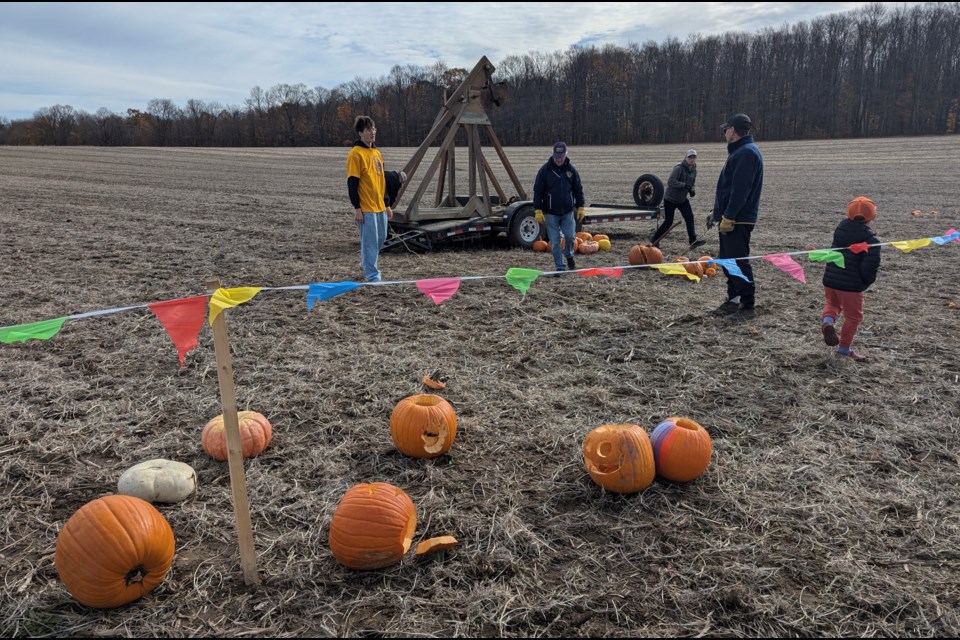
508;205;543;248
633;173;664;209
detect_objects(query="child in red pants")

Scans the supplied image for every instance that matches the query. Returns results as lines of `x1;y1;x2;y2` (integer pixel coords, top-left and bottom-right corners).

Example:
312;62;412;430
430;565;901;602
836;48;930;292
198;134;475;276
820;196;881;361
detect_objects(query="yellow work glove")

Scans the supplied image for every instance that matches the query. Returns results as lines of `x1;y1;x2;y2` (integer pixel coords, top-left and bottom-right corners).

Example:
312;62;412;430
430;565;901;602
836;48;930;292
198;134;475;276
535;209;545;224
719;217;735;234
576;207;586;221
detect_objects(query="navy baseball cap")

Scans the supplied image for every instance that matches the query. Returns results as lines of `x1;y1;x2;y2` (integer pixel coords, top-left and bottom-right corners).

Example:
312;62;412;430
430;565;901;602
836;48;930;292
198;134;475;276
552;142;567;159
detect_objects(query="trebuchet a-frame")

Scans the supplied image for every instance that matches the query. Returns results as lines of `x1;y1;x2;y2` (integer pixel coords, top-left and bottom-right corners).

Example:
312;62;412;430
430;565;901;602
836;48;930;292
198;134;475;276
394;56;527;223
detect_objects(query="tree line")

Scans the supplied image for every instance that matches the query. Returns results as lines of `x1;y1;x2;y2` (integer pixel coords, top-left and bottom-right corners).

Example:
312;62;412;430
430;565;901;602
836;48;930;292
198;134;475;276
1;2;957;147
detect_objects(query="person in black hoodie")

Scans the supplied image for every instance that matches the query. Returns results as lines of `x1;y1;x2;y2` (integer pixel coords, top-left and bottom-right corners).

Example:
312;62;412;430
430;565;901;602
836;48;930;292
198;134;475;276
820;196;881;362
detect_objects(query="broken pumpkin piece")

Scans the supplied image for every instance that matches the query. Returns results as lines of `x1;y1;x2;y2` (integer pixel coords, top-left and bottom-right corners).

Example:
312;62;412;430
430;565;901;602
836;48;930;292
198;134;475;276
422;374;446;390
415;535;458;556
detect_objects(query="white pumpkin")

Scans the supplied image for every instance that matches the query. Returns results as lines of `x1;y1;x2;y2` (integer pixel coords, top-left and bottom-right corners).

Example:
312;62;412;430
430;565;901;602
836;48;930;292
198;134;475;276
118;459;197;503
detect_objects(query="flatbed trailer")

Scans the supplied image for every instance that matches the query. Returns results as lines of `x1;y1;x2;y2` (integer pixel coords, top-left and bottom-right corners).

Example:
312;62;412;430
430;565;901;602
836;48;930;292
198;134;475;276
383;200;662;252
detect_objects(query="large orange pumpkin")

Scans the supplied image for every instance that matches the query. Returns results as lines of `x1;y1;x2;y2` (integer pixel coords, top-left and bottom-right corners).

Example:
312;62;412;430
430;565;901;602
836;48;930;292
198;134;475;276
575;231;593;241
390;394;457;458
650;416;713;482
532;239;550;252
329;482;417;570
202;410;272;461
55;495;175;608
583;424;655;493
628;243;663;266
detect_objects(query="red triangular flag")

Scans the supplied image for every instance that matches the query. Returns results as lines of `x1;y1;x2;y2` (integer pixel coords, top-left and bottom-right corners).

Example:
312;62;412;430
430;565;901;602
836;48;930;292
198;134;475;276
849;242;870;254
148;296;209;367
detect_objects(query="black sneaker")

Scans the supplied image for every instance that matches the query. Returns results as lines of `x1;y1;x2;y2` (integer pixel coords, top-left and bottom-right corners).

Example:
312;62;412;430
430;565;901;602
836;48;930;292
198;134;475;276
566;256;577;270
689;238;707;249
711;301;741;316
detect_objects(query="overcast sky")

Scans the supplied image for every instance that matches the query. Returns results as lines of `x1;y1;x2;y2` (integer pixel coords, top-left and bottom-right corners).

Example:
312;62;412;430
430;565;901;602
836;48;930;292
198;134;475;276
1;2;909;121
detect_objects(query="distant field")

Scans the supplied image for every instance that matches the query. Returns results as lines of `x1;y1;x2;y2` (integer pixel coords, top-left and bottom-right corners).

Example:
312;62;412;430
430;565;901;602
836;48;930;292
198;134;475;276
1;137;958;637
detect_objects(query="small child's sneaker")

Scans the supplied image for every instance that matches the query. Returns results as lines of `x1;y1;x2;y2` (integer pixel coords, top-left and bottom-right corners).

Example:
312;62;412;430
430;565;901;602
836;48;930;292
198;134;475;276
835;349;867;362
821;323;839;346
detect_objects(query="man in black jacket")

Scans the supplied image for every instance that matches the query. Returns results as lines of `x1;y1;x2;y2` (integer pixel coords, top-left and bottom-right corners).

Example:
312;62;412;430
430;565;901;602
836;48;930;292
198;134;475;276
820;196;881;362
533;142;585;272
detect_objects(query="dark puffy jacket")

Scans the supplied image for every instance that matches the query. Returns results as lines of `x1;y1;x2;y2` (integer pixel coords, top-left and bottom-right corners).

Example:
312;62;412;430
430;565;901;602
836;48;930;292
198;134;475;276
823;219;881;292
712;135;763;224
664;160;696;204
384;170;403;208
533;158;585;215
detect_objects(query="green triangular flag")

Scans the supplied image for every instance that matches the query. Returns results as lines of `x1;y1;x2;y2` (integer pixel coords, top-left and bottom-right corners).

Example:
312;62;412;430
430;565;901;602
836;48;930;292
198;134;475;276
808;249;845;269
0;317;69;344
505;268;543;295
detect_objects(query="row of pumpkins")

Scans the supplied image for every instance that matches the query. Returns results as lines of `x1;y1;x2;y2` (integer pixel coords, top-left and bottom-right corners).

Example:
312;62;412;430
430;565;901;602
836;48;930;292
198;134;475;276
628;243;722;278
532;231;611;254
535;234;723;279
53;388;712;608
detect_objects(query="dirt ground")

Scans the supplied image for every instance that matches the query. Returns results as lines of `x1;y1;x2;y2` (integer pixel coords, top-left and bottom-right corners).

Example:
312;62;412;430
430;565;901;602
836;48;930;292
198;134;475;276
1;137;958;638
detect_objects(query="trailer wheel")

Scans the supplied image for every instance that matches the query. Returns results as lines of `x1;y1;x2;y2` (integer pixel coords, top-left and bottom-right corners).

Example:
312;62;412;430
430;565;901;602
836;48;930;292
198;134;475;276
633;174;664;208
508;205;542;249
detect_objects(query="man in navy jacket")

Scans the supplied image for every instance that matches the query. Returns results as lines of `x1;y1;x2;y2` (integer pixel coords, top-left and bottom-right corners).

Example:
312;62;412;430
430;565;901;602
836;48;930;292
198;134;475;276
711;113;764;316
533;142;586;272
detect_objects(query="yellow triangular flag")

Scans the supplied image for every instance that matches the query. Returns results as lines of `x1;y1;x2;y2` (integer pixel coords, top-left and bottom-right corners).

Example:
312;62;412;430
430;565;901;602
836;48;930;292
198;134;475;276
890;238;932;253
650;263;700;282
208;287;263;325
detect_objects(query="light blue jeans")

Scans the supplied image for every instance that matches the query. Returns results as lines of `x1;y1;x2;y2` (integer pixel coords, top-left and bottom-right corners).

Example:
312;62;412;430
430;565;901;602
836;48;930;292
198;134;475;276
357;211;388;282
544;211;576;270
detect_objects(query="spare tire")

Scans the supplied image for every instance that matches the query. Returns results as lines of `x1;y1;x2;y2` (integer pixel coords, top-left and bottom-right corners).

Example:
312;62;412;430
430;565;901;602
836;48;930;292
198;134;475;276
632;174;664;209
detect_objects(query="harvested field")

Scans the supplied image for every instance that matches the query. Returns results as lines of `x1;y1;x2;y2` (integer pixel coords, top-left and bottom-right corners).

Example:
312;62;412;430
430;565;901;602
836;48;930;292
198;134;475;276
1;137;959;637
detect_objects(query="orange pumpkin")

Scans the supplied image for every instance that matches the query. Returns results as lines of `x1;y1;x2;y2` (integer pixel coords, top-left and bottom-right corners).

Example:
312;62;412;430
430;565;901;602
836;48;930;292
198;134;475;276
202;411;272;461
675;255;703;277
650;416;712;482
704;267;718;277
329;482;417;570
532;239;550;252
575;231;593;241
390;394;457;458
578;240;600;254
55;495;175;608
628;243;663;266
591;234;609;242
583;424;655;493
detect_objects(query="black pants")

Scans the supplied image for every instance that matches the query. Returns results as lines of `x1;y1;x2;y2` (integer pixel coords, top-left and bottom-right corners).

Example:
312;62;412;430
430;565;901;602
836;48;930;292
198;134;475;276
652;199;696;245
718;224;755;307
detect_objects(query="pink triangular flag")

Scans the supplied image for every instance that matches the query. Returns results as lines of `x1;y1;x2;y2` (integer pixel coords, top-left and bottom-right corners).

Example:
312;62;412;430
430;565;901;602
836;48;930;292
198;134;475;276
763;253;806;283
148;296;209;367
416;277;462;305
578;267;624;278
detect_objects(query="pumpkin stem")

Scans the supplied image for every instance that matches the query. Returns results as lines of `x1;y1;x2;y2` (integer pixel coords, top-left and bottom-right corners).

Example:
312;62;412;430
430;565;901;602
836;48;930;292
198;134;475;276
124;565;148;585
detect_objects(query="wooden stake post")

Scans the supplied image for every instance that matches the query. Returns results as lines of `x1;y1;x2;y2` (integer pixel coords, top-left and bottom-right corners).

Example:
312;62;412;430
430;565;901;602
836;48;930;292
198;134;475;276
206;279;259;586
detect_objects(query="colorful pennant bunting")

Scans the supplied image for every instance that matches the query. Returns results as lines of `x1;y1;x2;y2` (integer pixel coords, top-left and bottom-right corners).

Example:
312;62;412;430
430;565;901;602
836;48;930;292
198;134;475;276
578;267;624;278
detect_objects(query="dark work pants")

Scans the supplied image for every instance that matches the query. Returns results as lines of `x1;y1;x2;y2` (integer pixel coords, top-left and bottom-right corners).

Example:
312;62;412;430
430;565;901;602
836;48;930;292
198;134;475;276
652;199;697;245
718;224;755;307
